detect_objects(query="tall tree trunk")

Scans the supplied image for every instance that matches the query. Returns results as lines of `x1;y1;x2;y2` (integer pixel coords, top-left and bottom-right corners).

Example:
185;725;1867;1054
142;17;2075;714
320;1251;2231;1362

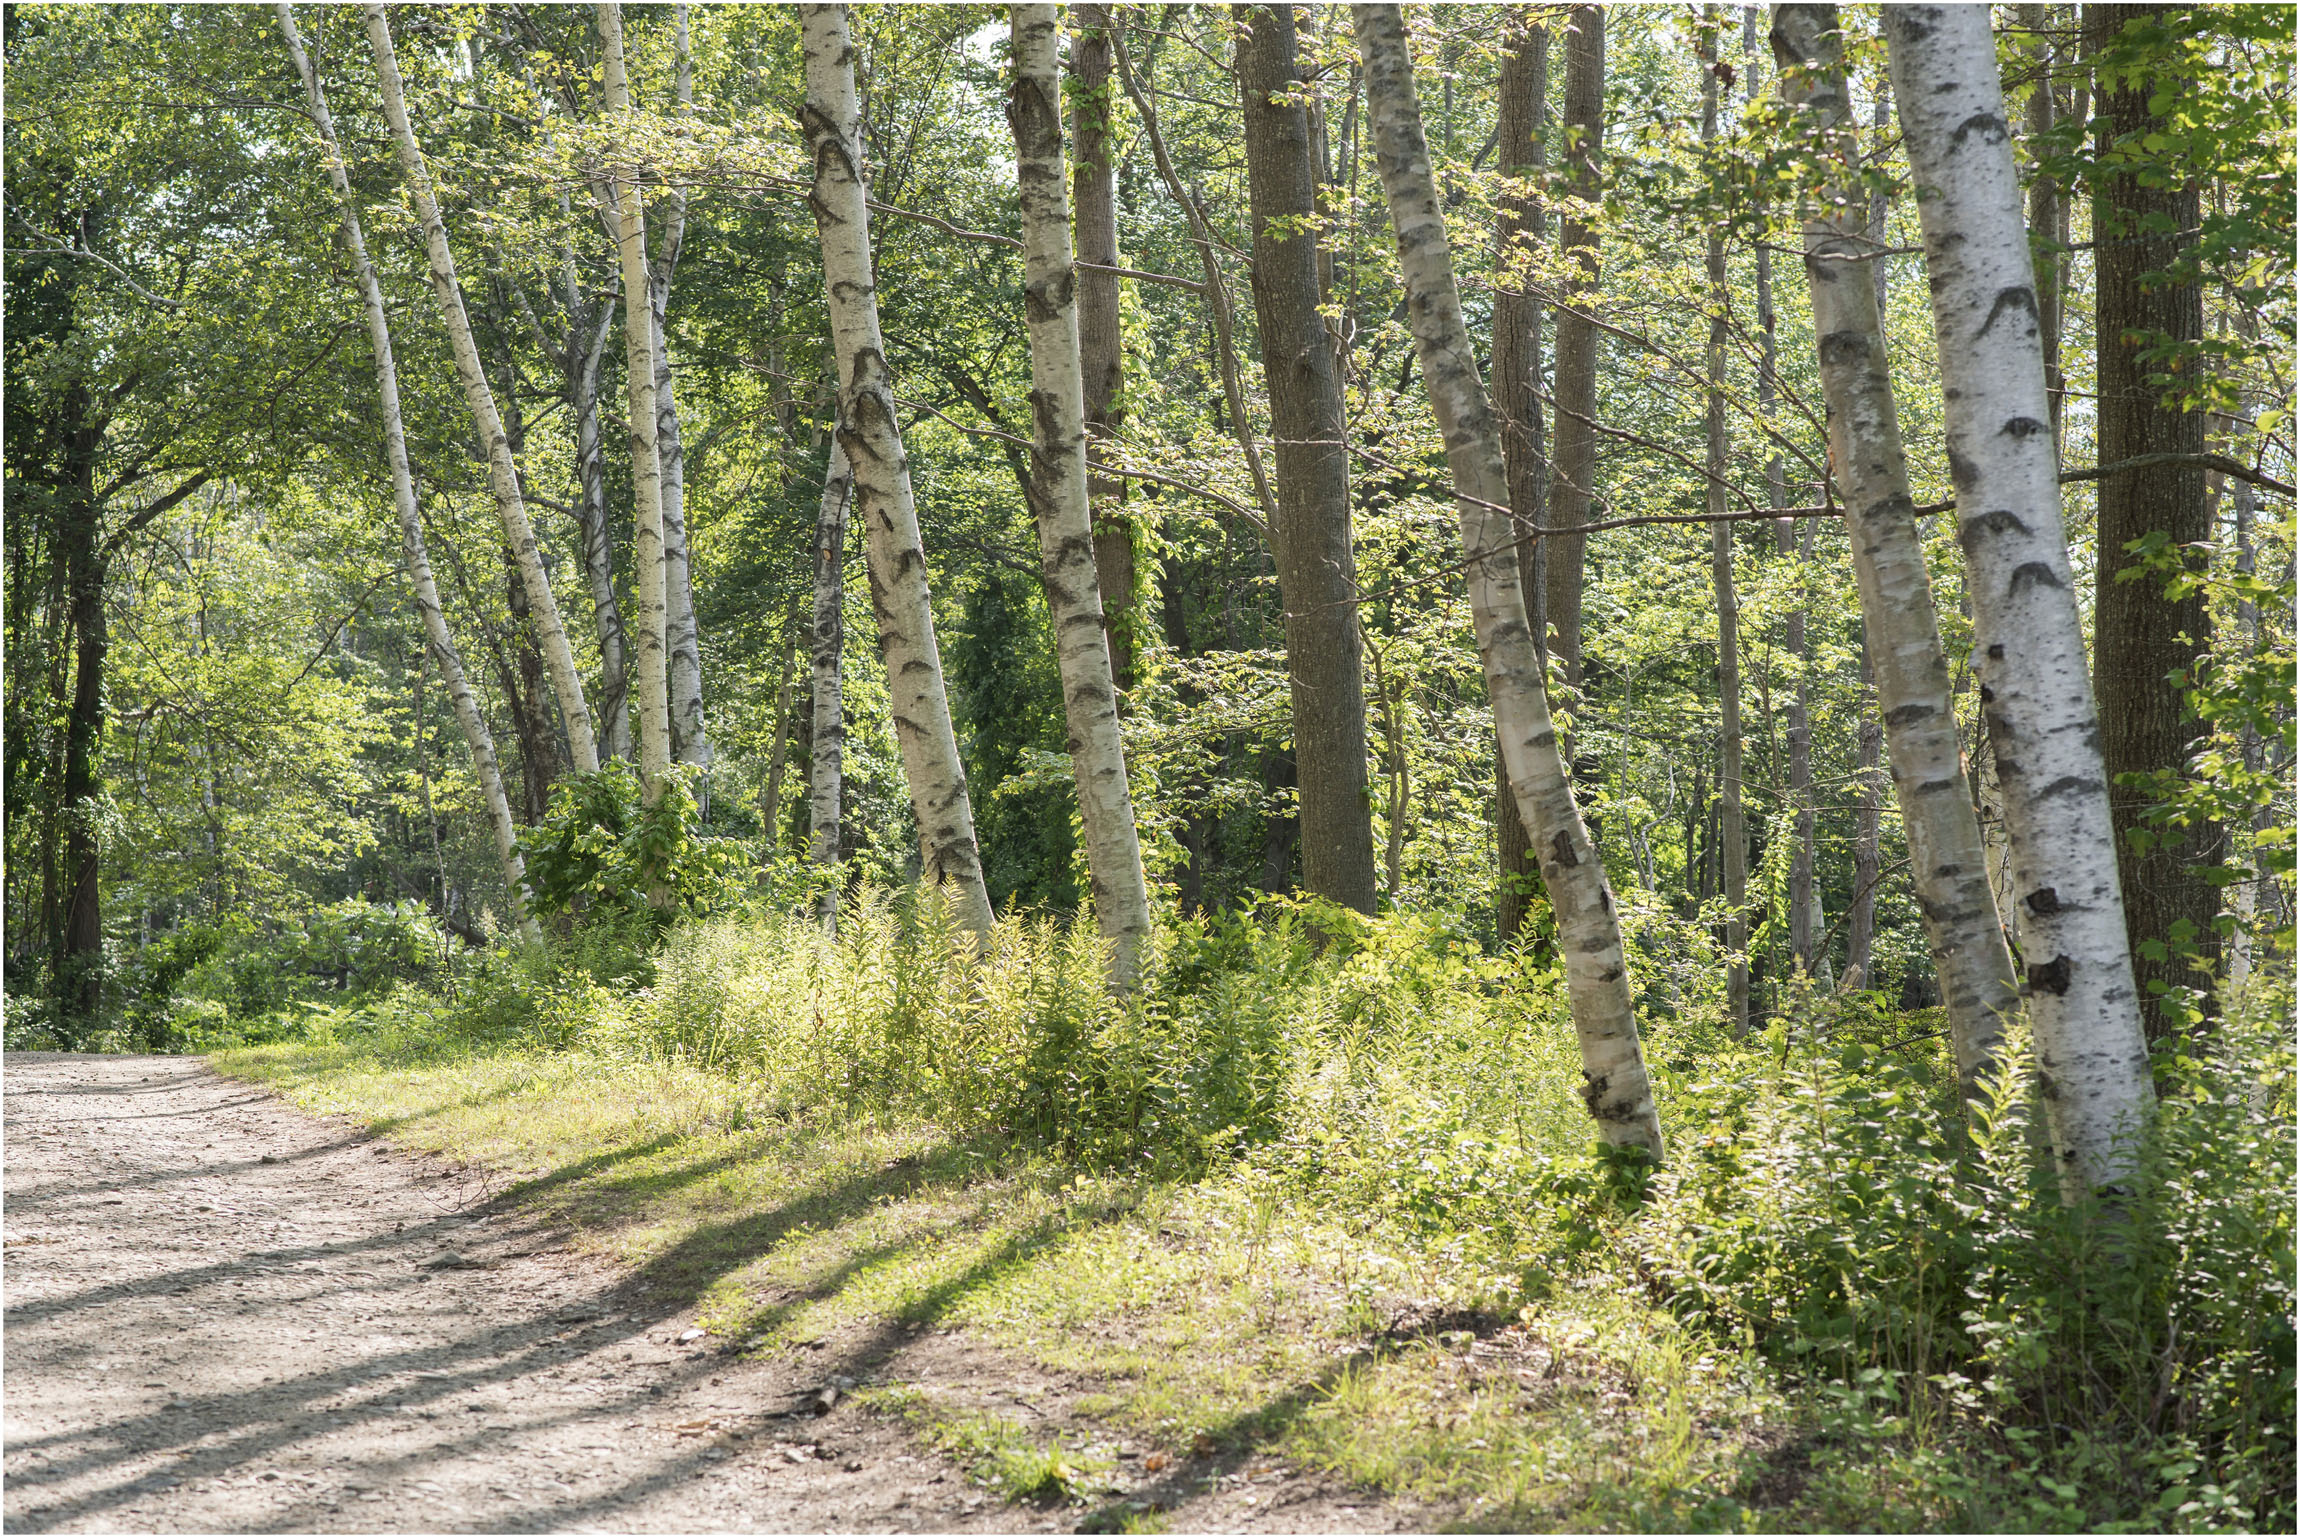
597;0;675;806
505;555;561;823
2020;3;2066;452
2086;2;2217;1038
809;437;851;929
57;490;105;1028
1885;2;2154;1192
1492;17;1548;944
1703;13;1749;1035
1070;3;1135;690
1544;6;1603;701
362;2;599;775
648;1;711;773
1008;4;1154;987
1356;2;1663;1161
279;4;537;941
800;2;994;942
1747;11;1822;983
1237;2;1379;915
1772;5;2019;1098
568;280;632;763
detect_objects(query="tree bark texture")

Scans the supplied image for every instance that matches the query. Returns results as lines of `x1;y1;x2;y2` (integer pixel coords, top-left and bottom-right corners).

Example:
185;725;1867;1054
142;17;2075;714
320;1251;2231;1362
280;4;537;941
362;3;599;776
567;280;632;763
1493;17;1548;945
2086;2;2218;1036
1070;3;1136;690
1885;2;2155;1191
1772;4;2019;1095
1356;2;1664;1161
810;436;852;929
1702;21;1750;1035
1544;6;1603;697
649;2;711;772
1008;4;1154;987
1239;2;1379;916
801;2;995;942
597;0;675;805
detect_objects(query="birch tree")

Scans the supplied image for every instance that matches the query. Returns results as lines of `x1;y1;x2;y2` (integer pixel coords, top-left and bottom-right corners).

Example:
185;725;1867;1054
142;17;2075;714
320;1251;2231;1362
360;3;599;776
800;1;994;942
1355;2;1663;1160
646;1;712;773
1771;4;2019;1095
1007;3;1153;987
280;4;537;942
1885;2;2155;1191
596;0;674;805
809;435;851;931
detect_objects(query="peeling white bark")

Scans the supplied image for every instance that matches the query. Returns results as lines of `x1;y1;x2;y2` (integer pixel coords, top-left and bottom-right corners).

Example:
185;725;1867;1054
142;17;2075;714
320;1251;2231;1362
650;2;711;772
1771;4;2019;1098
281;5;538;943
800;2;994;943
1886;3;2153;1192
361;4;599;777
1355;3;1663;1160
810;436;851;931
1007;3;1153;989
596;0;675;805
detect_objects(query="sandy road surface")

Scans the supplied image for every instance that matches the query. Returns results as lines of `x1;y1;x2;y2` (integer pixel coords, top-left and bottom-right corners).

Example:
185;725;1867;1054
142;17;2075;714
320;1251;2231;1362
2;1054;1422;1534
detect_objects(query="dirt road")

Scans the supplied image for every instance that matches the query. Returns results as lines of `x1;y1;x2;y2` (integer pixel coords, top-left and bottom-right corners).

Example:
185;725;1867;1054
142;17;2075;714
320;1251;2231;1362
2;1054;1418;1534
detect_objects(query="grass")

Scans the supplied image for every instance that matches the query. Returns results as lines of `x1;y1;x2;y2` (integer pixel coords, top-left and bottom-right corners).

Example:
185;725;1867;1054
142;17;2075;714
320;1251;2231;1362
211;1012;1870;1532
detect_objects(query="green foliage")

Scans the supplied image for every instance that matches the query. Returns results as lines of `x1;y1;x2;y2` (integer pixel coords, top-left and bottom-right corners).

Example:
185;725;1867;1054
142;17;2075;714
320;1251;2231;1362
518;761;749;928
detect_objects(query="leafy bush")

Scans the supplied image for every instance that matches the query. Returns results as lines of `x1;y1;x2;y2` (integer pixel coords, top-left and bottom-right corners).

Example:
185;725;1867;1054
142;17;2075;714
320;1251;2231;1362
518;760;750;928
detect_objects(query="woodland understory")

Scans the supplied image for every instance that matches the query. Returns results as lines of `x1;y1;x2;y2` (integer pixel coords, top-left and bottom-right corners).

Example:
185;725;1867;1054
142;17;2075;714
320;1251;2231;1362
5;3;2293;1530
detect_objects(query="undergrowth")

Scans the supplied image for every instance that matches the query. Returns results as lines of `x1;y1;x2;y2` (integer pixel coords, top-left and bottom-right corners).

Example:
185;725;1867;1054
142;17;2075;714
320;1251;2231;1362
201;891;2292;1531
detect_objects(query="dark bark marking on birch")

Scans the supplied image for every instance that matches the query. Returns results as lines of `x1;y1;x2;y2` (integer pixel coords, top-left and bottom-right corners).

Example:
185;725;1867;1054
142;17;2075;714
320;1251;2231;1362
2025;954;2074;996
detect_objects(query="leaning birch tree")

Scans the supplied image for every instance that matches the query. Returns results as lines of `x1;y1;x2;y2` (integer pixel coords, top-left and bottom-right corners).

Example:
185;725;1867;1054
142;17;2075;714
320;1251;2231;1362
1007;3;1153;987
809;435;852;931
1771;4;2021;1097
596;0;675;804
361;3;599;776
1884;3;2154;1191
280;4;537;942
1354;2;1663;1160
799;1;994;942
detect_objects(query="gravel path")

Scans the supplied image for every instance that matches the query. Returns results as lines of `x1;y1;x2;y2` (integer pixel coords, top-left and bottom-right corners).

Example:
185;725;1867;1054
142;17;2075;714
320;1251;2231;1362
2;1053;1424;1534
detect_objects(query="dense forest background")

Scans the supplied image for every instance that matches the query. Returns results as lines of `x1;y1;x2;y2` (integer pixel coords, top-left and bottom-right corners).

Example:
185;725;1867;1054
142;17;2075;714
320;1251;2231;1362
3;4;2293;1526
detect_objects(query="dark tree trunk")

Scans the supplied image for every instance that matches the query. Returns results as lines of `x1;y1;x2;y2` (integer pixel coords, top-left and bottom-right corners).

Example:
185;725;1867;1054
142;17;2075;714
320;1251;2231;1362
1238;3;1377;914
1492;16;1548;944
58;478;105;1030
1545;5;1603;698
2087;2;2218;1035
506;556;561;825
1071;3;1134;690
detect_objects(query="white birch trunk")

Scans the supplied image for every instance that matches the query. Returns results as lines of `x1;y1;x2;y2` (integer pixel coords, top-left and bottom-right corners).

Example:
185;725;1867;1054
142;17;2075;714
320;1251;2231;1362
569;285;632;763
596;0;674;805
1771;4;2020;1098
649;2;711;772
282;4;539;944
1008;3;1153;989
810;436;852;932
800;2;994;943
1885;3;2154;1193
1354;2;1663;1160
361;3;599;777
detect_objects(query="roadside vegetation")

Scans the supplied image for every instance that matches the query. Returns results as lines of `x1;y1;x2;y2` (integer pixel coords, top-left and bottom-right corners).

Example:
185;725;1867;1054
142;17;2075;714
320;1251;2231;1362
195;893;2292;1533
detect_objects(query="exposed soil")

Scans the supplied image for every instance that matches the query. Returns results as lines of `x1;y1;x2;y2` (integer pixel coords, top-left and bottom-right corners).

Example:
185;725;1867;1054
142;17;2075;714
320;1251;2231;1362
3;1053;1432;1534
